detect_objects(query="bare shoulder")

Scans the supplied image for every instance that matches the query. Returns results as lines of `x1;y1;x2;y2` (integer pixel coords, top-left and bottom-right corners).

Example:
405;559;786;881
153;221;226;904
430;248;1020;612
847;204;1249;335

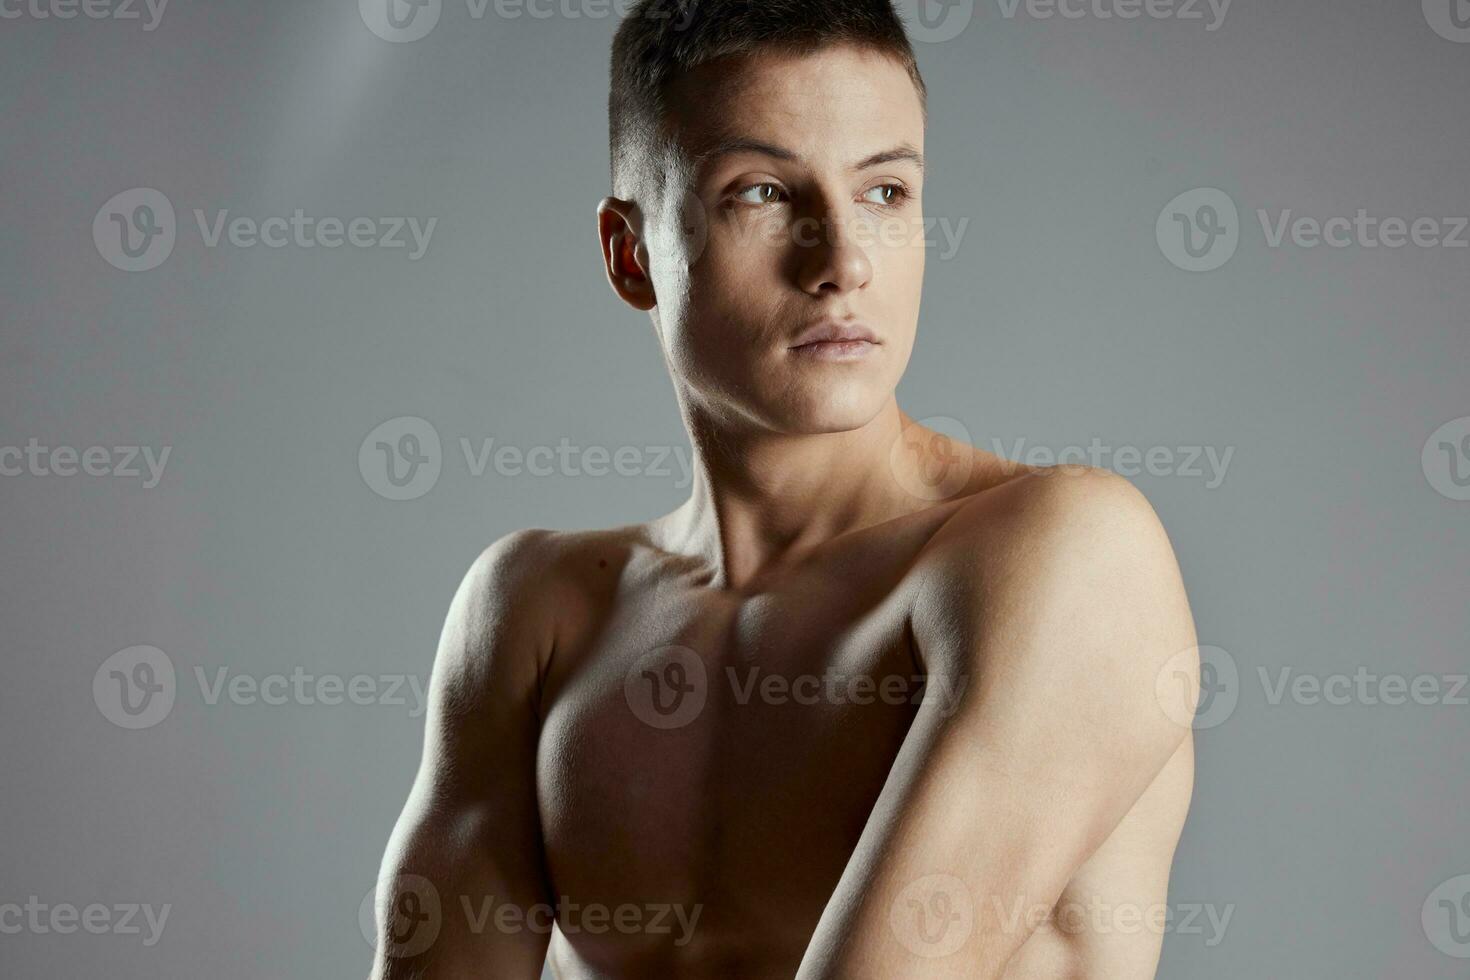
447;527;567;639
912;464;1196;683
432;524;647;705
452;522;650;619
921;462;1183;587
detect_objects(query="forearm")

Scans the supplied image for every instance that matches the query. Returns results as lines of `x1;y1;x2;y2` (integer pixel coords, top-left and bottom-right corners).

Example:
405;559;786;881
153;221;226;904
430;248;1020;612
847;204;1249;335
793;710;1069;980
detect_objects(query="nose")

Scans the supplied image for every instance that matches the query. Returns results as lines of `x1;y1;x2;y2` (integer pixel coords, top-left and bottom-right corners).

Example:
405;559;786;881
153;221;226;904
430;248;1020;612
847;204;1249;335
795;205;873;297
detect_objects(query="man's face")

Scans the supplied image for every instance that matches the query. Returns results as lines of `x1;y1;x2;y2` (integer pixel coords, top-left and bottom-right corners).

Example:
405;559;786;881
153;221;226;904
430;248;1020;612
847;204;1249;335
645;43;927;434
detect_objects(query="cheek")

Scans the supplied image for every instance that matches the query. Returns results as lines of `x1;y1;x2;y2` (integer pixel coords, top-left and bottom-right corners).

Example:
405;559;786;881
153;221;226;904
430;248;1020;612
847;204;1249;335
663;256;768;373
686;227;784;312
865;209;926;259
861;227;926;315
711;215;788;271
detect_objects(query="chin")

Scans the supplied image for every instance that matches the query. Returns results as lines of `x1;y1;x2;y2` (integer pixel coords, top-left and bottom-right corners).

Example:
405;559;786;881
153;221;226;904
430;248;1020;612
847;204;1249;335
769;384;889;435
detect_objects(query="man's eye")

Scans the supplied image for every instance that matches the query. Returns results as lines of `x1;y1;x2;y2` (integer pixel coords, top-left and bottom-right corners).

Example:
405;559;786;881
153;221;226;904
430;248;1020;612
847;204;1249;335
862;184;909;206
733;183;786;206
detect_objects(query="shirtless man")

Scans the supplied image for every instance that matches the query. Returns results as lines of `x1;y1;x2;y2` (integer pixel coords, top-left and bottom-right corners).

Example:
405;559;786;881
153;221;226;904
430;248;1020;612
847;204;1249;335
369;2;1200;977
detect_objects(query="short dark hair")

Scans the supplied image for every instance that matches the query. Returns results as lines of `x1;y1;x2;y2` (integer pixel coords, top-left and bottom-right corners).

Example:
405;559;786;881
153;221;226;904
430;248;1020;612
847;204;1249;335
609;0;927;200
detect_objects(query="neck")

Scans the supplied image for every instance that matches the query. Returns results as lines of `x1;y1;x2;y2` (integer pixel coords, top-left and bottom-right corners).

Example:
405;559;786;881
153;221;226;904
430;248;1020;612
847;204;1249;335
655;396;937;590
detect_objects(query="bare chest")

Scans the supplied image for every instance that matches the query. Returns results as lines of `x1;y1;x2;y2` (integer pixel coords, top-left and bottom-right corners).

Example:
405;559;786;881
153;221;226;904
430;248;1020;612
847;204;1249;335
534;554;929;950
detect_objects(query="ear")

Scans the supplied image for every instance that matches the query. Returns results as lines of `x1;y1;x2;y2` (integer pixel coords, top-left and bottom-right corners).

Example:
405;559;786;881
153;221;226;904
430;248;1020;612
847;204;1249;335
597;197;656;311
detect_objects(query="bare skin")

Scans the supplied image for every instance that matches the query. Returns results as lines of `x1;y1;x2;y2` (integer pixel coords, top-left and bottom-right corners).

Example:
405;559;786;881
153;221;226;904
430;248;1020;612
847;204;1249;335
370;43;1198;980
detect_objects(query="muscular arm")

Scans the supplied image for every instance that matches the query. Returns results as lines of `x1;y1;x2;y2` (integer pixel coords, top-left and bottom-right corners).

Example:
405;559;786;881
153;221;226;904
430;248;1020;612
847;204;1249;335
796;468;1199;980
370;530;556;979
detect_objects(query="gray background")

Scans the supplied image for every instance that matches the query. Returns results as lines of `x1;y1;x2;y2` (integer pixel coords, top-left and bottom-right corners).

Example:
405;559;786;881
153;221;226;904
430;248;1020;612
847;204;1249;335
2;0;1467;976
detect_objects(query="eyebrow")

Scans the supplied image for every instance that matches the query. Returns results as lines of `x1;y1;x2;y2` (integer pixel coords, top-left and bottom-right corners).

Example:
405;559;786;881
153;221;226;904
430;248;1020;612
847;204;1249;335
693;136;925;176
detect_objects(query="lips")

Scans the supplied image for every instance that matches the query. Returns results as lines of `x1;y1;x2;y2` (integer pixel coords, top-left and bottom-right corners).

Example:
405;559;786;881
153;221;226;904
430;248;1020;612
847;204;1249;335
787;321;880;350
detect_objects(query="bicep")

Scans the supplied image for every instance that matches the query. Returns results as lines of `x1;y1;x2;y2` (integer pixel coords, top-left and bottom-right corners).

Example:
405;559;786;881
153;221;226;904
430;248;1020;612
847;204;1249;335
796;471;1198;980
371;535;556;979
